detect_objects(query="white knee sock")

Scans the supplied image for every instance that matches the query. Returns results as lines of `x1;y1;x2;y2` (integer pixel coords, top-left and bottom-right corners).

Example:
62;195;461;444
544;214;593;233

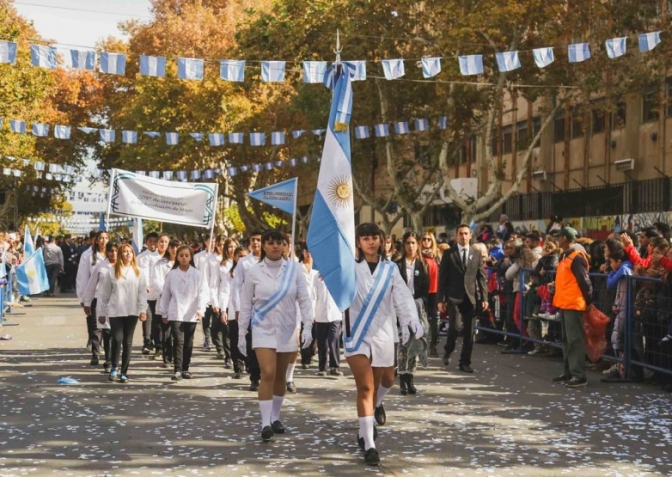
259;400;273;429
375;385;391;408
286;363;296;382
271;395;284;422
358;416;376;450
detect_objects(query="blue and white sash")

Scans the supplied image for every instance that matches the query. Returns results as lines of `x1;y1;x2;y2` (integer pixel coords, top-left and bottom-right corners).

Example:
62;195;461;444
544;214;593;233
251;261;297;326
345;261;395;353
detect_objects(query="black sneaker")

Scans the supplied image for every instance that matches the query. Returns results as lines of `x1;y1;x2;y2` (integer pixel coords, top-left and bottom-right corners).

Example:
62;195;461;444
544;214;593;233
329;368;343;376
364;448;380;466
90;356;99;366
271;420;285;434
286;381;297;393
552;374;571;382
250;380;260;392
565;377;587;388
224;359;232;369
181;371;193;379
233;372;242;379
171;372;182;381
261;426;274;442
142;347;151;355
374;405;386;426
103;363;111;373
215;352;224;360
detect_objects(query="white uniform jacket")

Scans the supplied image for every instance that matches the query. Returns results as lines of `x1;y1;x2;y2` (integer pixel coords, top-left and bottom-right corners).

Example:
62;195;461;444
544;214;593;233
344;259;418;366
82;259;113;330
137;249;160;284
239;259;313;352
158;266;209;323
205;255;227;307
313;273;343;323
75;248;105;303
148;258;173;303
231;253;260;313
215;263;235;313
98;266;148;318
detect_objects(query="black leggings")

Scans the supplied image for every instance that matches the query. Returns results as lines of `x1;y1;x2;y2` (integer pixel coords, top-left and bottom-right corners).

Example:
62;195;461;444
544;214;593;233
228;319;246;373
171;321;197;372
110;316;139;375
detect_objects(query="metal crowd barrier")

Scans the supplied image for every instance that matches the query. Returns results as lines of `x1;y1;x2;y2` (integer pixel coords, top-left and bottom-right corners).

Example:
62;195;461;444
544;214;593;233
475;268;672;382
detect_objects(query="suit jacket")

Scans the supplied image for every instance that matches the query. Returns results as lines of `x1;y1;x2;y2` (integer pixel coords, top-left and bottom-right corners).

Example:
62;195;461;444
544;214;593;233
438;245;487;306
395;257;429;302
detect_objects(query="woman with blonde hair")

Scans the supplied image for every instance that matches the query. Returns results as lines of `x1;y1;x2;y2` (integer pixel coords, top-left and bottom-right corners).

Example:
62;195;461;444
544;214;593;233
420;232;441;356
98;243;148;383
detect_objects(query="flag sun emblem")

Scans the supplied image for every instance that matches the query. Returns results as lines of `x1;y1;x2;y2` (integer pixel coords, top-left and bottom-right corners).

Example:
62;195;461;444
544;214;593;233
327;175;352;207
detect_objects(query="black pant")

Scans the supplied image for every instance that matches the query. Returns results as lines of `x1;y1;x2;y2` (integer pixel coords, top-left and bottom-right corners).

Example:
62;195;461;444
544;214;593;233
210;309;230;359
141;301;151;349
300;322;316;365
427;293;439;347
444;300;476;367
86;314;102;359
91;298;109;363
148;300;162;350
110;315;139;375
202;307;213;343
45;263;60;294
316;321;342;370
245;325;261;382
101;328;111;365
228;319;245;373
171;321;197;372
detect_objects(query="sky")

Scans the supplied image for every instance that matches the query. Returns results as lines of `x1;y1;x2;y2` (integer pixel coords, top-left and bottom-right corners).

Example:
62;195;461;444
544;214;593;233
12;0;152;48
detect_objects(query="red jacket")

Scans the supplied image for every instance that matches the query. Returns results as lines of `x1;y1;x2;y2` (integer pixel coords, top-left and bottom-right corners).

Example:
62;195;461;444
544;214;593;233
624;244;672;271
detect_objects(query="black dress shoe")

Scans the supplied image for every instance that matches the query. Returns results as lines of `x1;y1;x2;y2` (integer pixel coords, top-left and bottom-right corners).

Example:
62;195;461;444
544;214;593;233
552;374;571;382
374;405;386;426
364;448;380;466
271;420;285;434
261;426;274;441
90;356;100;366
459;364;474;373
357;427;378;451
250;380;260;391
442;352;450;366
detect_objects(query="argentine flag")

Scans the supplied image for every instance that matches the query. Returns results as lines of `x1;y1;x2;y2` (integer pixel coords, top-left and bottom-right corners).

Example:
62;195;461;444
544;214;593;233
0;41;18;65
54;125;71;139
100;52;126;75
16;248;49;296
24;225;35;257
306;63;356;312
639;32;661;53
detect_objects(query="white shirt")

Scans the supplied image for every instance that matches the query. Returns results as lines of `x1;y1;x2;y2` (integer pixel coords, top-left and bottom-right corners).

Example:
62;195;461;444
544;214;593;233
404;258;416;296
313;273;342;323
217;268;235;316
231;253;262;313
98;266;148;318
205;254;226;306
148;258;174;302
457;244;470;265
82;259;111;307
75;248;105;303
137;249;160;283
158;266;209;322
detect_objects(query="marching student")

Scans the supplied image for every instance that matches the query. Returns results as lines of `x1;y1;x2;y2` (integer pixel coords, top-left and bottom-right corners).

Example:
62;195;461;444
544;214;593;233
159;245;209;380
209;236;236;366
82;241;119;373
238;230;314;442
194;235;215;351
146;234;170;360
282;234;302;393
98;243;148;383
218;246;248;378
76;230;109;365
136;232;161;355
149;238;180;367
312;256;343;377
346;223;423;466
232;230;264;391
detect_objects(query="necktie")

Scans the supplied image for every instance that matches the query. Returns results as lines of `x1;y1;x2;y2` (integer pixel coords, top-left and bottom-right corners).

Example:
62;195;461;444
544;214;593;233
462;248;467;267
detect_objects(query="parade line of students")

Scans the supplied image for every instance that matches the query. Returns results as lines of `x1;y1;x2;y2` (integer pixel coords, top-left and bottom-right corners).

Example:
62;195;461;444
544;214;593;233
75;225;438;467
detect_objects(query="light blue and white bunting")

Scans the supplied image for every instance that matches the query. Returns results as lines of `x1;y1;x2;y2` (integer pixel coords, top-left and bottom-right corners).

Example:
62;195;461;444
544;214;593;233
100;52;126;75
189;133;204;141
345;60;366;81
271;131;285;145
122;130;138;144
69;49;95;70
421;57;441;78
568;43;591;63
191;170;201;180
252;164;262;173
292;130;305;139
374;123;390;137
415;118;429;132
639;32;661;52
177;57;204;80
176;171;187;181
220;60;245;82
203;169;214;179
145;131;160;138
10;120;26;134
227;167;237;177
54;125;71;139
459;55;484;76
303;61;327;83
30;45;57;69
355;125;370;139
163;171;173;180
496;51;521;72
166;132;179;145
100;129;115;143
140;55;167;77
394;121;410;135
209;133;225;146
606;37;627;59
438;116;448;130
79;127;97;134
307;63;356;312
312;129;326;136
261;61;286;82
229;132;244;144
0;40;17;65
250;132;266;146
533;47;555;68
32;123;49;137
381;59;405;80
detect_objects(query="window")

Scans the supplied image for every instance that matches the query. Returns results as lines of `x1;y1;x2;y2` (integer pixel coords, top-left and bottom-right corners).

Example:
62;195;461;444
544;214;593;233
502;125;513;154
666;78;672;117
592;108;606;134
490;128;500;155
516;121;528;150
571;108;584;138
554;112;565;142
531;117;541;142
642;88;659;123
458;144;467;164
469;136;477;163
612;102;626;129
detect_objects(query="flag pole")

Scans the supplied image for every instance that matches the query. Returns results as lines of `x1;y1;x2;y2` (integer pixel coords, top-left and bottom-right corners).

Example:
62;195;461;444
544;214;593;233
290;179;298;259
208;183;219;249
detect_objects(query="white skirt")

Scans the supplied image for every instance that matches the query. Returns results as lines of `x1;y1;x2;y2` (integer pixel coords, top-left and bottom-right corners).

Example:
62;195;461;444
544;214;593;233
343;314;397;367
252;319;300;353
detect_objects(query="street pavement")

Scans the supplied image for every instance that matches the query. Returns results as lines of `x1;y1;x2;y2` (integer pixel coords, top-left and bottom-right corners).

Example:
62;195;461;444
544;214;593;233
0;294;671;477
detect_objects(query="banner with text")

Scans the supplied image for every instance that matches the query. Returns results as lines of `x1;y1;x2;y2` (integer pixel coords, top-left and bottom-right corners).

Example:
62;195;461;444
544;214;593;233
247;177;297;215
107;169;218;228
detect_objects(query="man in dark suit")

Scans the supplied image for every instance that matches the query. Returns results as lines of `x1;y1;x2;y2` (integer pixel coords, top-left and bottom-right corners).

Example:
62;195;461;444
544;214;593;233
438;224;488;373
